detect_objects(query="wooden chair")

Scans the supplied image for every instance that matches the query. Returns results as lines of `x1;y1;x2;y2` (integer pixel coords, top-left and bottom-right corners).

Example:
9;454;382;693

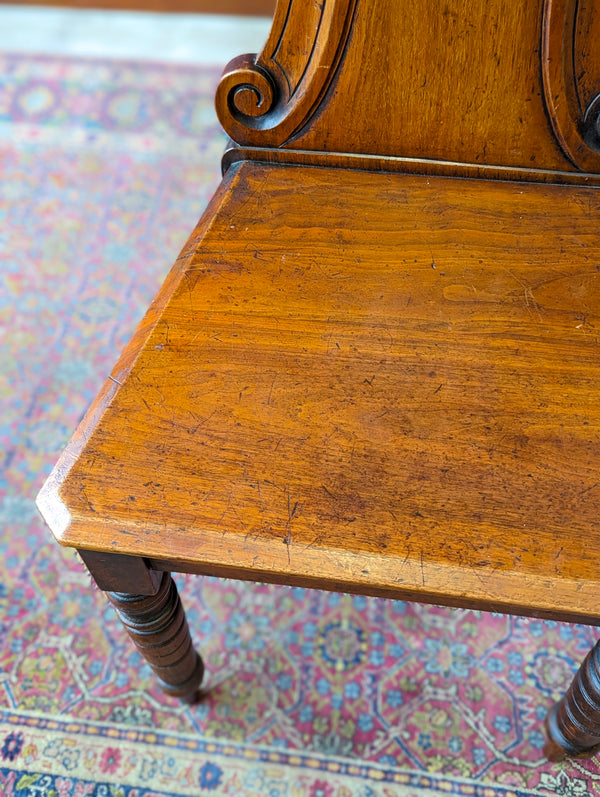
37;0;600;762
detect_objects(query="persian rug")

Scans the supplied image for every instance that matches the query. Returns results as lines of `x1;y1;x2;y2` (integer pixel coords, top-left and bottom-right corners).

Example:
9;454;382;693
1;50;600;796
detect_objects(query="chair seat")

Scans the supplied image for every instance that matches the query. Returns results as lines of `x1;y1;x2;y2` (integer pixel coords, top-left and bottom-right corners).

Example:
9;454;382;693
38;161;600;623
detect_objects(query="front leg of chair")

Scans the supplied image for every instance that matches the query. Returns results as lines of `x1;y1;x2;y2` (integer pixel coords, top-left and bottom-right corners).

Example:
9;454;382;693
544;640;600;761
107;573;204;703
78;550;204;704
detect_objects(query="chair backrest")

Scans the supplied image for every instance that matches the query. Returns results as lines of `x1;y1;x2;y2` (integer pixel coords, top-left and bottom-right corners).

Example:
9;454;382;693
216;0;600;184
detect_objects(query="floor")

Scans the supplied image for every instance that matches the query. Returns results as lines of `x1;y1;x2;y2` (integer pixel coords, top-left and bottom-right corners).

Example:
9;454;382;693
0;4;271;64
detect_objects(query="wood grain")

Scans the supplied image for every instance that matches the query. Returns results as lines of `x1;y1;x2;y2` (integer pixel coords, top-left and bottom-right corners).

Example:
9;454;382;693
78;549;162;594
221;143;600;187
38;161;600;623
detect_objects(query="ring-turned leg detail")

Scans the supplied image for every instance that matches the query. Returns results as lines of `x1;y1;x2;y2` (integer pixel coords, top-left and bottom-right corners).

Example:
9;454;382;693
544;640;600;761
108;572;204;704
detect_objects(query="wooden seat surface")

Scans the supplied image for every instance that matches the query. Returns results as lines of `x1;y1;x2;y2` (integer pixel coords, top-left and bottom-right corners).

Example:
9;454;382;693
39;161;600;623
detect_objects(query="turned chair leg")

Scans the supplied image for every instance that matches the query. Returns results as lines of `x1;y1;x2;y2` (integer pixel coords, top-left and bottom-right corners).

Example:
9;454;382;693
107;573;204;703
78;550;204;704
544;640;600;761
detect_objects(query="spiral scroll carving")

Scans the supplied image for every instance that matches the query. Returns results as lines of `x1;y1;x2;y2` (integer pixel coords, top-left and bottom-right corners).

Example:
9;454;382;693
216;54;277;128
215;0;357;149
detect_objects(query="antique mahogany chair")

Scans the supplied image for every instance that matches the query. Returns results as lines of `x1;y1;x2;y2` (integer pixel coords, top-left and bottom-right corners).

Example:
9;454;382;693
37;0;600;761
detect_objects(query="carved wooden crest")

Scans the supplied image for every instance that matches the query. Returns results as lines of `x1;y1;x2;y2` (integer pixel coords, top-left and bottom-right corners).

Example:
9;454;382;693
217;0;600;179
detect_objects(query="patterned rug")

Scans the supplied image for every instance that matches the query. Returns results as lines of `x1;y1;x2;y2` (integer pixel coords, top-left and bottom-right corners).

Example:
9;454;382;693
2;50;600;797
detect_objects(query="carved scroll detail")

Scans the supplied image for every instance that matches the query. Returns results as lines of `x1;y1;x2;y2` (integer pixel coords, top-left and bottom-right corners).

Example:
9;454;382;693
215;0;357;148
541;0;600;171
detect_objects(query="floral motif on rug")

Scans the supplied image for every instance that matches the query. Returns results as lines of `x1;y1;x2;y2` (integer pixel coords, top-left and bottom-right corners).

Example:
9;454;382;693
2;51;600;796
